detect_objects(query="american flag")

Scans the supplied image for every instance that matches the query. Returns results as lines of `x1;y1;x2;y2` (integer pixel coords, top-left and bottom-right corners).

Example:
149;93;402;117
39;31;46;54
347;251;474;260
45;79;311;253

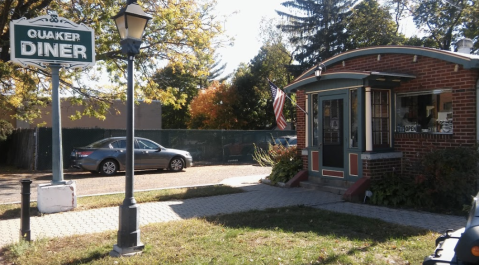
269;81;287;130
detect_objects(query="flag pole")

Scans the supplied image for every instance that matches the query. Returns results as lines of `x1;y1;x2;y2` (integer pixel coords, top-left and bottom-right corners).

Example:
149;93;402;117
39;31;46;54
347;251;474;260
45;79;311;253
268;78;308;115
284;93;308;115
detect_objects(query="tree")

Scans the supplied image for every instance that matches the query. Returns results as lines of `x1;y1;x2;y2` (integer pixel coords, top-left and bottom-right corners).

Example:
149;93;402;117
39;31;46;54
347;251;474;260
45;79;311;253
412;0;468;50
233;42;294;130
153;52;230;129
345;0;403;49
188;81;240;129
277;0;358;67
385;0;473;50
153;65;194;129
0;120;14;141
461;1;479;52
383;0;412;35
0;0;227;130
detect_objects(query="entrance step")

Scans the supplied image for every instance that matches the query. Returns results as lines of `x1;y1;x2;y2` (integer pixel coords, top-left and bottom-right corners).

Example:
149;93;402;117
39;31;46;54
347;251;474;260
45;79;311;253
299;178;353;196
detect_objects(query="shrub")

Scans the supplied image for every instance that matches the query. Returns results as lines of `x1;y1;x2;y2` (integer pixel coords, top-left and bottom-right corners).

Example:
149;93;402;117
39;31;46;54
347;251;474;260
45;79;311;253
0;120;14;141
370;172;419;207
253;142;302;184
417;146;479;210
370;146;479;213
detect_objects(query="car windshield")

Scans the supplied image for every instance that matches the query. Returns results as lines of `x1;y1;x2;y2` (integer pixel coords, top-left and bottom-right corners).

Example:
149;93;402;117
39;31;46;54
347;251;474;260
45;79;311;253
137;139;160;150
288;138;297;145
275;138;288;146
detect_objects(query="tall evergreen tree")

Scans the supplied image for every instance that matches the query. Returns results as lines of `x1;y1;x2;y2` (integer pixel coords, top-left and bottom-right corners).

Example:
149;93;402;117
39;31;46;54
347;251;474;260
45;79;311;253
276;0;358;67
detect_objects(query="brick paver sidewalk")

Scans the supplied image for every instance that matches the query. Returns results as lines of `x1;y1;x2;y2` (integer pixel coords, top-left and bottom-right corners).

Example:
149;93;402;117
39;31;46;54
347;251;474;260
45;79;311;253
0;175;466;248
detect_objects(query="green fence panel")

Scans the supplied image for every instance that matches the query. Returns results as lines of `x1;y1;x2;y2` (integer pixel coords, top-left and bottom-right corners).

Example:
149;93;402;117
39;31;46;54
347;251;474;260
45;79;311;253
34;129;295;170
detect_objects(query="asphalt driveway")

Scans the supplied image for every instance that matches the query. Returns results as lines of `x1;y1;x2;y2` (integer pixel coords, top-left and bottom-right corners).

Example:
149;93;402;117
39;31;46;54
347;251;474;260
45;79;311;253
0;165;272;204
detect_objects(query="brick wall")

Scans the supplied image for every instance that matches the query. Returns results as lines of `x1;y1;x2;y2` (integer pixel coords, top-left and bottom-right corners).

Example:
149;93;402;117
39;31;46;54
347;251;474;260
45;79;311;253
295;90;308;169
362;158;402;180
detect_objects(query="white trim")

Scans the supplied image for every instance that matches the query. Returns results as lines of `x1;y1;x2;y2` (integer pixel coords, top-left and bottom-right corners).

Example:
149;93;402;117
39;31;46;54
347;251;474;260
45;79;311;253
305;86;362;94
365;87;373;151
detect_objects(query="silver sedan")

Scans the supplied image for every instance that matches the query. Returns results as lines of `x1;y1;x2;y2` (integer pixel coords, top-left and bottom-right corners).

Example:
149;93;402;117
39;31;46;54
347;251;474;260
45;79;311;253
70;137;193;175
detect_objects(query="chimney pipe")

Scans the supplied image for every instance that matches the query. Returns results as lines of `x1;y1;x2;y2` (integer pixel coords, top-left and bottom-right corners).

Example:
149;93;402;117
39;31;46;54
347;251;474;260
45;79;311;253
456;38;473;54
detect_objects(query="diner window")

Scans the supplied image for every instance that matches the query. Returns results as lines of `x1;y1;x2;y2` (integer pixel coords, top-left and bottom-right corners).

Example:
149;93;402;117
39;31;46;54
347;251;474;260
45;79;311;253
350;89;358;148
395;89;452;134
372;89;390;148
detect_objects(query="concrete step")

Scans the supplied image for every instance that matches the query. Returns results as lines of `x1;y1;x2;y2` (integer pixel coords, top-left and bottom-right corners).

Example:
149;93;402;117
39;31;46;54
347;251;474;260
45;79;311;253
307;177;354;189
299;181;348;195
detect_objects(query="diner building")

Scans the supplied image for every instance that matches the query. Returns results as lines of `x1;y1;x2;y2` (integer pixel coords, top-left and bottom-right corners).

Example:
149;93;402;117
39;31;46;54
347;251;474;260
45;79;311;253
284;41;479;198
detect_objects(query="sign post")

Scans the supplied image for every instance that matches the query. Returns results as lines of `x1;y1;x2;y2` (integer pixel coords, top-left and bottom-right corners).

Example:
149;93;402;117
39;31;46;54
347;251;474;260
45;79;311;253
10;12;95;213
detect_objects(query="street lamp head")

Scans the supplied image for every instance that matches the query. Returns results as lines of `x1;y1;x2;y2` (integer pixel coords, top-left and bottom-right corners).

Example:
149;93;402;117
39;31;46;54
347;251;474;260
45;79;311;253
112;1;152;54
314;66;322;77
315;63;325;80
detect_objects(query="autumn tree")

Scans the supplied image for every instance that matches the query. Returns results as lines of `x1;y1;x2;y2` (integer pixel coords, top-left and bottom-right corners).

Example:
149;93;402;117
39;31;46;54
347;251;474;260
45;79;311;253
188;81;240;129
0;0;227;132
188;16;294;130
153;52;229;129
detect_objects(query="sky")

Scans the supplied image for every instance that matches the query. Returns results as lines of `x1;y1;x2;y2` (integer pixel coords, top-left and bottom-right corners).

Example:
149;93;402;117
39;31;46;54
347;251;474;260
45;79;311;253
214;0;286;78
214;0;419;79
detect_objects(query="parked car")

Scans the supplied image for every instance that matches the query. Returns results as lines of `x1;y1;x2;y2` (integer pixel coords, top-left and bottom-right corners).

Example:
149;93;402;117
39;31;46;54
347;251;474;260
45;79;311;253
70;137;193;175
222;133;270;161
423;192;479;265
273;135;297;147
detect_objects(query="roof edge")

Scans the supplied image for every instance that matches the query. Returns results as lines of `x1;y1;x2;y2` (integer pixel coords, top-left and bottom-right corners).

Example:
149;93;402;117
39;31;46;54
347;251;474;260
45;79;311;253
286;45;479;91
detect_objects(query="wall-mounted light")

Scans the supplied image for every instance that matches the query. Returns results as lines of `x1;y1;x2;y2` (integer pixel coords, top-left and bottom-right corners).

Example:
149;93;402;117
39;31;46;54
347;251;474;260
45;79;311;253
377;54;381;61
413;55;417;63
315;63;326;79
342;61;345;67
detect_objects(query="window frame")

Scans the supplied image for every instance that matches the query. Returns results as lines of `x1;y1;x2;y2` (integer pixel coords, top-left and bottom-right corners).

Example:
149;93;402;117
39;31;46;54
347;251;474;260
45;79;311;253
371;88;391;149
395;89;453;134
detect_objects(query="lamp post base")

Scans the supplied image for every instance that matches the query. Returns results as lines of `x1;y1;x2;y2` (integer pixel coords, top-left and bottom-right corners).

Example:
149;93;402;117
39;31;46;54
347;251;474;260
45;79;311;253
110;202;143;257
110;244;144;257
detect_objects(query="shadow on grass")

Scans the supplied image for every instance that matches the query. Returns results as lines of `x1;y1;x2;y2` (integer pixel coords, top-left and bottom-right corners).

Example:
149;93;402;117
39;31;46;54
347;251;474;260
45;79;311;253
62;250;109;265
149;185;244;202
0;205;40;220
204;205;431;243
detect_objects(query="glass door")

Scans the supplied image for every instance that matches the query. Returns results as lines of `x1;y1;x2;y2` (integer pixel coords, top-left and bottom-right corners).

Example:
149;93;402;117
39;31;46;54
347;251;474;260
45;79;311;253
320;95;346;170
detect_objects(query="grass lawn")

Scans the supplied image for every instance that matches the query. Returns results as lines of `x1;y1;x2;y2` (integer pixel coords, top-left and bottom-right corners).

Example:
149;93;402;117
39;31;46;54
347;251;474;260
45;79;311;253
1;206;438;265
0;185;243;220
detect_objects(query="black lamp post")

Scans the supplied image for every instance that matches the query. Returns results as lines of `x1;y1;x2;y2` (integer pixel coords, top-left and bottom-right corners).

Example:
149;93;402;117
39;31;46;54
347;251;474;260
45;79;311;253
110;0;151;257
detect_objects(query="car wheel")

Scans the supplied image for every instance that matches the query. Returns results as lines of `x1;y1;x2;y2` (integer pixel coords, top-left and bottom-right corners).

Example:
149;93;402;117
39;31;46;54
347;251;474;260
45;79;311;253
169;157;184;172
100;159;118;175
